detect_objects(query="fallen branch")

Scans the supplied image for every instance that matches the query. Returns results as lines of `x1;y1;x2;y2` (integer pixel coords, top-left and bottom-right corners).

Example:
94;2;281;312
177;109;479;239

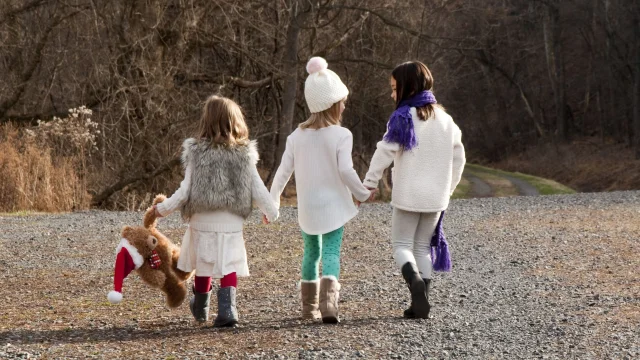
175;73;278;89
91;157;181;207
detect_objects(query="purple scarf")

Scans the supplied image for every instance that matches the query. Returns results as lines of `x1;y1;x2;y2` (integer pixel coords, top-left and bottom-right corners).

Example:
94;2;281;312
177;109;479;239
383;90;437;150
430;211;451;272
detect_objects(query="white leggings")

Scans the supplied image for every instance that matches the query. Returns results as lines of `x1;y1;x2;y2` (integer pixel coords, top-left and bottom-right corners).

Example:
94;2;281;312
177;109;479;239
392;208;441;280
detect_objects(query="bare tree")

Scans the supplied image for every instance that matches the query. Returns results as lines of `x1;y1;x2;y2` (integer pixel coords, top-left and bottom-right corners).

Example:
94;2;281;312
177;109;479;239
634;3;640;159
1;0;638;207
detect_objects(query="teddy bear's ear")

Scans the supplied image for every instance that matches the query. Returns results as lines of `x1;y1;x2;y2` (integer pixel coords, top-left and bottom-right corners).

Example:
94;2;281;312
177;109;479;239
121;226;133;238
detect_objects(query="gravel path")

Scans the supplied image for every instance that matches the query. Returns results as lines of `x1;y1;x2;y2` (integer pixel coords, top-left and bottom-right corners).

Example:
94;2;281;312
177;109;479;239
1;192;639;359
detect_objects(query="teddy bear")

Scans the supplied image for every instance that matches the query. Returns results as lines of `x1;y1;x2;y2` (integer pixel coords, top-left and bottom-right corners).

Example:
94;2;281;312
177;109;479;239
107;194;193;308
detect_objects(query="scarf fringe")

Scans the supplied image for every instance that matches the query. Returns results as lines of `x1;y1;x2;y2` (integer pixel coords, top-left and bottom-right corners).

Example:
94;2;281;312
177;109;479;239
383;110;417;150
430;211;452;272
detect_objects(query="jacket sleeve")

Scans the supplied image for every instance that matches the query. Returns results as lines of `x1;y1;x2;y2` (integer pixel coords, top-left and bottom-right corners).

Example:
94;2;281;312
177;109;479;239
269;136;294;208
363;134;399;189
337;132;371;202
450;126;466;195
156;161;192;217
251;165;279;222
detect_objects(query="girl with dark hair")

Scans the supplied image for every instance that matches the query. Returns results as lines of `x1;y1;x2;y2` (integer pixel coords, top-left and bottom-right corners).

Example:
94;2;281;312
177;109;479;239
363;61;466;319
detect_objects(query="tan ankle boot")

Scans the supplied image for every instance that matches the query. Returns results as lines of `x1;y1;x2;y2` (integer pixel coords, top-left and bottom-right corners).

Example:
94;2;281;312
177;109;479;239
319;277;341;324
300;281;321;320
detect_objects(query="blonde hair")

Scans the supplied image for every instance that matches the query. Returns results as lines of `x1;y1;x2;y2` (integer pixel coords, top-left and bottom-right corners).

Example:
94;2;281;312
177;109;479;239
197;95;249;146
299;99;344;129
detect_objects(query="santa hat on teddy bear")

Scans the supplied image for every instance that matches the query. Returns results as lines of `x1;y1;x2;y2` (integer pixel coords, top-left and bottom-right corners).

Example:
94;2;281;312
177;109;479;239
107;238;144;304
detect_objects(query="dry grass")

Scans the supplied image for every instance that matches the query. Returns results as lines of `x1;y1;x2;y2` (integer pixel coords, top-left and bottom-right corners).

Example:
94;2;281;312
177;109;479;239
451;177;471;199
493;138;640;192
0;124;90;212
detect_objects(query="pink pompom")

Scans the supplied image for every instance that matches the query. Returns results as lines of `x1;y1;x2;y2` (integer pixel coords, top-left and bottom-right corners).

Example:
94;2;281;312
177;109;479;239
306;57;328;74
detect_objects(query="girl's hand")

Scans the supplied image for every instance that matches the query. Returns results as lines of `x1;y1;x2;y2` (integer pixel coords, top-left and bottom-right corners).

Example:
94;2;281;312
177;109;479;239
262;215;270;225
366;187;378;202
153;205;164;218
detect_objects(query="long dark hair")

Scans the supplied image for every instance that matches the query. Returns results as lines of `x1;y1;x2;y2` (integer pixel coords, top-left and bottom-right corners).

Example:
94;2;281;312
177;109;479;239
391;61;439;120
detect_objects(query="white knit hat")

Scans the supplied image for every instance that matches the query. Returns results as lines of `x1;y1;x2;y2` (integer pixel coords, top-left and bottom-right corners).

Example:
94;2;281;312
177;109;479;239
304;57;349;113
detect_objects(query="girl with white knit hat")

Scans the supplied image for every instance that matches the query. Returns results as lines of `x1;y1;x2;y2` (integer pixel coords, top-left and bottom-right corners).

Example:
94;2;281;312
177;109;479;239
270;57;372;324
363;61;466;319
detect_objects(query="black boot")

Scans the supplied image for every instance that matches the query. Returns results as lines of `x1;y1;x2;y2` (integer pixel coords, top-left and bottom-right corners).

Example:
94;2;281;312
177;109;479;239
403;278;431;319
190;287;212;323
401;263;429;319
213;286;239;328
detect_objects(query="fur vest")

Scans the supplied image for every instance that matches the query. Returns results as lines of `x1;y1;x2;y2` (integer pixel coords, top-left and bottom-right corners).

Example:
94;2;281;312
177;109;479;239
180;138;259;220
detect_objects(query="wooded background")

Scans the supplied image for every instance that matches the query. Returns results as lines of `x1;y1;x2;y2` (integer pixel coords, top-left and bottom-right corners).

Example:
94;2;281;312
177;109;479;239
1;0;639;210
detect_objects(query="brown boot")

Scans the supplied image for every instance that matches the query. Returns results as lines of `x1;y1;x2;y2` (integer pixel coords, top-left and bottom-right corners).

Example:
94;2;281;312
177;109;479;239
301;281;321;320
319;277;341;324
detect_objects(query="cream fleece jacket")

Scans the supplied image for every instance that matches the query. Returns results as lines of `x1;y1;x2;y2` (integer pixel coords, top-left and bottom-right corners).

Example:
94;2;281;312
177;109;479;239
270;126;371;235
363;107;465;212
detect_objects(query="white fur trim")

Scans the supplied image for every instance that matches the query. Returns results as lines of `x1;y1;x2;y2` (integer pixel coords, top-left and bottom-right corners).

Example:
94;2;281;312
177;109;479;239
108;291;123;304
116;238;144;269
301;279;319;283
248;140;260;164
321;275;341;291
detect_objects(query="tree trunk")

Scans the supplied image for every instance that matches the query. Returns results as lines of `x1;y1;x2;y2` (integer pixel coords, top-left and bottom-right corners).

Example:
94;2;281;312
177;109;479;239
543;1;568;142
634;8;640;159
353;16;375;175
597;89;605;143
275;0;308;169
603;0;618;142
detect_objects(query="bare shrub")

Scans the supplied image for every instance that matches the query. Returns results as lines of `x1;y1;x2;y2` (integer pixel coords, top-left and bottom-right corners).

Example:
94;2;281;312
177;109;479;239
26;106;99;157
0;109;94;212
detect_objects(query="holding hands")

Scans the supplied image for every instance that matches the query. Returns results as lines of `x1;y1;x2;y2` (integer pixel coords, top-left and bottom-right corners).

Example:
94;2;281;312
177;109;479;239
367;187;378;201
356;186;378;207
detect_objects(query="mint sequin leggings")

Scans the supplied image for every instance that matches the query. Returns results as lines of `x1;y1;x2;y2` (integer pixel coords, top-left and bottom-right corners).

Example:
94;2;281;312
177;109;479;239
301;227;344;281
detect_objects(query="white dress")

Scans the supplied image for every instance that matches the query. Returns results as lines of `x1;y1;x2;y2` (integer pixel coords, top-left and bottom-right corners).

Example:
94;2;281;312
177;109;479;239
157;162;278;278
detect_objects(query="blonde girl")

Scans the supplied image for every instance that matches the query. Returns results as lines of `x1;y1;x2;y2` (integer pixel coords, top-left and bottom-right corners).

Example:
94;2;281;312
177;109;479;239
154;95;278;327
270;57;372;323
